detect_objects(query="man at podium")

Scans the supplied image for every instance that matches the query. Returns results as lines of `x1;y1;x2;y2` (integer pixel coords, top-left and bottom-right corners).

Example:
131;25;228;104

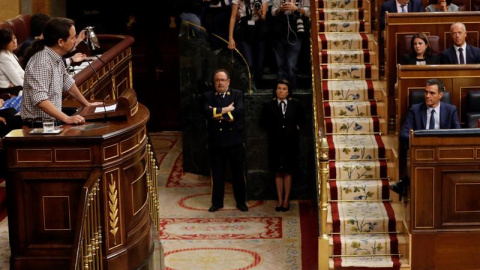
20;17;101;127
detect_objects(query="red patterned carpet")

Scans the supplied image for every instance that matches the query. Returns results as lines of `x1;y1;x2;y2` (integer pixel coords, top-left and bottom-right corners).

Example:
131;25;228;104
150;131;318;270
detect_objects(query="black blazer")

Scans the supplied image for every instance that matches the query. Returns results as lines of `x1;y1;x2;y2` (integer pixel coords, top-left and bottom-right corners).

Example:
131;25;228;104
400;102;460;144
440;45;480;64
203;88;245;147
260;97;306;172
380;0;424;30
260;98;306;143
401;53;440;65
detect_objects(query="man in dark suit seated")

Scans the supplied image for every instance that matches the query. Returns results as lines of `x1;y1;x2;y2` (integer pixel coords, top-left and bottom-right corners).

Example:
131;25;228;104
390;78;461;195
380;0;424;31
203;69;248;212
441;22;480;64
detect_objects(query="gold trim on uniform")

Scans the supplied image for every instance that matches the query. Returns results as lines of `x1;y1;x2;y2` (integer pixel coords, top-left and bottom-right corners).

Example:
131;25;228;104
213;107;222;118
227;111;234;121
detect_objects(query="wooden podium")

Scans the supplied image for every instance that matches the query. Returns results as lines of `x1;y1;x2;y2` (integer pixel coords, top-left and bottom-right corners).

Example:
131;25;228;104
3;93;158;269
409;129;480;270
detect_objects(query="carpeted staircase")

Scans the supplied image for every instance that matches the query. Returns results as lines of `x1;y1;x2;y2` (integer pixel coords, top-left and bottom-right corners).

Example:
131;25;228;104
316;0;406;268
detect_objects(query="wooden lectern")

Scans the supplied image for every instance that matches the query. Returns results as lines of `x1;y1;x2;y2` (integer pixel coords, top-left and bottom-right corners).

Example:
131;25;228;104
4;89;158;269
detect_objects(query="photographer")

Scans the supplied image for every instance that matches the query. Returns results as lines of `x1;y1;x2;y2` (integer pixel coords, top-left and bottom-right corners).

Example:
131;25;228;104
271;0;310;90
228;0;269;89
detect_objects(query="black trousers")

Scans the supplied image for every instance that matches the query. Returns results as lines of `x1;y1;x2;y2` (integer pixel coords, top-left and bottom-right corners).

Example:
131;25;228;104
210;143;246;207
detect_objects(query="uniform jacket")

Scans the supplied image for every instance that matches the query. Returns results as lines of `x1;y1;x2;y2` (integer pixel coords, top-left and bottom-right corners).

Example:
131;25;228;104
203;88;245;147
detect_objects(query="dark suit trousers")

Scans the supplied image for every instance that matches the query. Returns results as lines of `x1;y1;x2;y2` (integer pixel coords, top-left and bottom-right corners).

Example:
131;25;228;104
210;143;246;207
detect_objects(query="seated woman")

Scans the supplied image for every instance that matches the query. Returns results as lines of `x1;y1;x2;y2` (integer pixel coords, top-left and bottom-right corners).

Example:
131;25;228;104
425;0;459;12
401;33;440;65
0;28;24;136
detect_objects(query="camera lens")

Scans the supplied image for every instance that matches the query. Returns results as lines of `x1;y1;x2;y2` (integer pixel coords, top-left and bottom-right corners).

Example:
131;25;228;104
296;18;304;33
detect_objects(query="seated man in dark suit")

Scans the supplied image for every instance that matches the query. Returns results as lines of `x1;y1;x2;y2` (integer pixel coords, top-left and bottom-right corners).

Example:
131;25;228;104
441;22;480;64
391;78;460;195
380;0;424;31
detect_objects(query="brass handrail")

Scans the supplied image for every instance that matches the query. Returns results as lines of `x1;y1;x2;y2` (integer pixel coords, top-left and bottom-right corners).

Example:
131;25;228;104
181;20;253;93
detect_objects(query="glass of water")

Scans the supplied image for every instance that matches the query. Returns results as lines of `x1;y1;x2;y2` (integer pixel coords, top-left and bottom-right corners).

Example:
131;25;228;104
42;118;55;132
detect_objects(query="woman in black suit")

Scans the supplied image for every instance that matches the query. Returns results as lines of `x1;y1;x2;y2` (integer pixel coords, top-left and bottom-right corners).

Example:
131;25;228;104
401;32;440;65
260;79;305;212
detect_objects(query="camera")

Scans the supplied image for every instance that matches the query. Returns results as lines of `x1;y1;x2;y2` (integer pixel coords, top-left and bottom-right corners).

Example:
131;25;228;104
296;17;304;33
253;0;262;10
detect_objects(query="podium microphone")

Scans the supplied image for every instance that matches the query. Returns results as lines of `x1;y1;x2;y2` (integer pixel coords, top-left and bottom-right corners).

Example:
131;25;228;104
85;59;100;81
102;97;108;122
94;54;116;99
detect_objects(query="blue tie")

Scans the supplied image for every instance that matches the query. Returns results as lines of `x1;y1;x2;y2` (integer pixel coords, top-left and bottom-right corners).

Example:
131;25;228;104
401;4;406;12
429;109;435;129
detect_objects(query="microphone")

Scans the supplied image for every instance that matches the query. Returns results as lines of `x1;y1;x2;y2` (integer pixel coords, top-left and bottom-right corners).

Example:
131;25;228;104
85;59;100;81
94;54;116;99
102;96;108;122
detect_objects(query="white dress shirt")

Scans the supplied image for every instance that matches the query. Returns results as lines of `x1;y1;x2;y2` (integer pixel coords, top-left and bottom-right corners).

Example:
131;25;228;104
0;50;24;88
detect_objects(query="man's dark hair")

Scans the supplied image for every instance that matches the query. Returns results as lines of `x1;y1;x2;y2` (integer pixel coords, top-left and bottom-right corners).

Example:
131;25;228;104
43;17;75;47
426;78;445;93
213;68;230;79
30;13;51;38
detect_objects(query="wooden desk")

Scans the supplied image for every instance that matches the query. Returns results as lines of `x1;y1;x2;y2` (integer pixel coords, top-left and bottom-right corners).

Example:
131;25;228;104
409;129;480;270
4;104;154;270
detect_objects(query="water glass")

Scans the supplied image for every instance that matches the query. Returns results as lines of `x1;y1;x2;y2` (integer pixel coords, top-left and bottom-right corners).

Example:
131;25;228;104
42;118;55;132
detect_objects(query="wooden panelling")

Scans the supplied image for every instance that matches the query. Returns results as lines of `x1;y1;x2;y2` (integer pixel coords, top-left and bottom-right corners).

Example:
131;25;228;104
442;171;480;225
438;148;475;160
55;148;91;162
410;133;480;270
413;167;435;229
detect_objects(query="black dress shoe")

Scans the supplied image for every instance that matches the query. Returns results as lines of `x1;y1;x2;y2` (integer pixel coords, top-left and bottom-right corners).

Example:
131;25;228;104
281;206;290;212
275;206;282;212
208;205;222;212
389;176;410;195
236;204;248;212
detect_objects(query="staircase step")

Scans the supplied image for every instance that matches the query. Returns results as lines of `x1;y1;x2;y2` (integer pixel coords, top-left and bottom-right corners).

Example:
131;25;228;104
330;160;388;180
325;117;384;135
318;9;365;21
318;0;364;9
321;64;379;80
318;20;370;33
318;33;376;51
325;203;407;234
329;179;389;200
321;80;385;101
324;100;383;118
326;134;385;160
319;50;378;66
328;255;403;269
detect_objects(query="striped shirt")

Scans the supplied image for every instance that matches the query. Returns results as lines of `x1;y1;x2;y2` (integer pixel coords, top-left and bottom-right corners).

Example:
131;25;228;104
20;46;75;120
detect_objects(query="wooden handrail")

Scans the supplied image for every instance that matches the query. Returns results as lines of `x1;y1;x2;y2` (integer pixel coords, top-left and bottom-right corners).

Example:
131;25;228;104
70;169;103;270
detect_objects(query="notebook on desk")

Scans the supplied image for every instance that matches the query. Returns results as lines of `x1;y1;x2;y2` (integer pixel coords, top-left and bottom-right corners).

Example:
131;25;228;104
75;97;130;121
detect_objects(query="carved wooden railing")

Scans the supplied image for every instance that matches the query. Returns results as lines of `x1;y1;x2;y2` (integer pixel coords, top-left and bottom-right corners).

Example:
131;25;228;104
146;142;160;231
71;169;103;270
